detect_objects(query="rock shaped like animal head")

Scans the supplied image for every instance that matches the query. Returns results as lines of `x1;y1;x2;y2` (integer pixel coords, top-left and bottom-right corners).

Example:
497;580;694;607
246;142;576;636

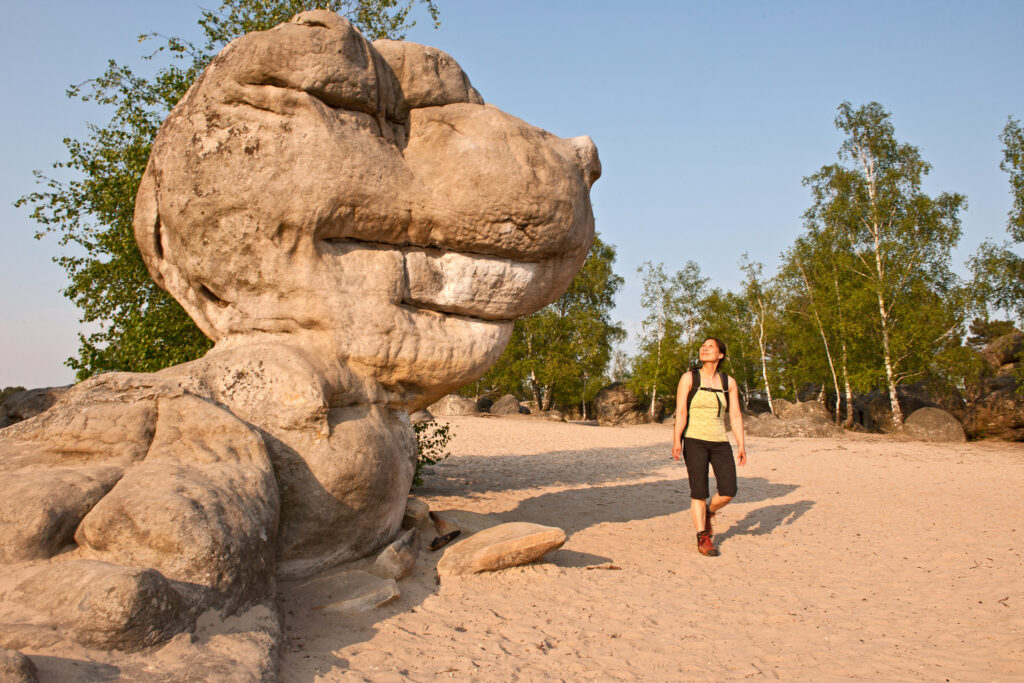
134;10;599;409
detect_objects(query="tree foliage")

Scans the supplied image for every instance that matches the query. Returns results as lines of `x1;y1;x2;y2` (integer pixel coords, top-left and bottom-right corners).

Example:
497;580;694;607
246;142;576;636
472;235;625;413
971;116;1024;324
801;101;968;427
16;0;439;380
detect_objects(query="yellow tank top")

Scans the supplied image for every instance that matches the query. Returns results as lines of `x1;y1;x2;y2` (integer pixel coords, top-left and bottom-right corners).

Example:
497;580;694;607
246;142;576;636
684;385;729;442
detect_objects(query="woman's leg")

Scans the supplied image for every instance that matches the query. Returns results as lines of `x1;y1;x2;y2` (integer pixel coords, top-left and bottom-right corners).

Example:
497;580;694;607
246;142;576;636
682;438;711;533
708;441;738;516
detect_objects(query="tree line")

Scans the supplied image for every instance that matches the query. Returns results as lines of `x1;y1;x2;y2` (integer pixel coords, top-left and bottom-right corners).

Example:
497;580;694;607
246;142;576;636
472;103;1024;430
14;1;1023;431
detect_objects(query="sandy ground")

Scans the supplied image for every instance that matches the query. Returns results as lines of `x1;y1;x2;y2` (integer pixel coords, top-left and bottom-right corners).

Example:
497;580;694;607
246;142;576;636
278;416;1024;682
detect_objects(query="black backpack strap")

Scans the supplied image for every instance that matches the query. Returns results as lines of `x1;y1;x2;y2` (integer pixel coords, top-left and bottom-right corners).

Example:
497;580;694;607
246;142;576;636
686;368;701;412
721;373;730;413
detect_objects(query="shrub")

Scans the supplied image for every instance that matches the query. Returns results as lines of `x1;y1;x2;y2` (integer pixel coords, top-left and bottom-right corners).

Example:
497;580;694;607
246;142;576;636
412;419;452;488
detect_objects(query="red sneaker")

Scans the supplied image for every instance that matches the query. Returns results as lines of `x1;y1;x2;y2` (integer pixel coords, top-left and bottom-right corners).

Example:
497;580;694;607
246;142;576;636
697;531;719;556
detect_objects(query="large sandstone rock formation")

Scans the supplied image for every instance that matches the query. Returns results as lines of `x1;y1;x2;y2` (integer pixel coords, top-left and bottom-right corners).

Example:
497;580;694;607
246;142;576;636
0;10;599;668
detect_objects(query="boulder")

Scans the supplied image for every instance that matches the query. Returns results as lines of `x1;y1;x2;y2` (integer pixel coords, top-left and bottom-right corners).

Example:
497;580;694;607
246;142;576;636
14;560;190;652
1;385;70;426
402;497;430;528
593;383;646;426
428;394;479;416
371;528;419;579
491;394;524;415
902;407;966;442
475;396;494;413
290;569;399;616
409;410;434;424
436;522;566;578
858;382;967;433
431;509;503;536
770;398;794;416
982;330;1024;371
744;411;841;438
775;400;831;421
0;649;37;683
963;376;1024;441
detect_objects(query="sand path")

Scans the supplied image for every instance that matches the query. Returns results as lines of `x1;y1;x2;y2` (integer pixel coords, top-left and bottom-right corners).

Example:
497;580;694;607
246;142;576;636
278;417;1024;681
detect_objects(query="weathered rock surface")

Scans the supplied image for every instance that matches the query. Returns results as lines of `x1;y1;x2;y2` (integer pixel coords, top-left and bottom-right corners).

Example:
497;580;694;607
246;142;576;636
429;394;479;416
774;400;832;421
402;497;430;528
436;522;566;577
745;411;842;438
490;394;524;415
431;509;503;536
593;383;646;426
963;376;1024;441
0;8;600;673
371;528;419;579
13;560;190;652
982;330;1024;372
903;407;966;442
856;382;966;433
289;569;399;616
0;385;70;427
0;648;37;683
409;409;434;424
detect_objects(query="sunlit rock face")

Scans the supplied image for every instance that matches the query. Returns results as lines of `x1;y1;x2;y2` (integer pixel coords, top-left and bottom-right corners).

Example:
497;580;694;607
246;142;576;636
0;9;599;654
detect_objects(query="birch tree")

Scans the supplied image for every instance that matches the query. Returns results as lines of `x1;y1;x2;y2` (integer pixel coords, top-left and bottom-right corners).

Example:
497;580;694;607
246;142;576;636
739;255;777;413
803;101;967;428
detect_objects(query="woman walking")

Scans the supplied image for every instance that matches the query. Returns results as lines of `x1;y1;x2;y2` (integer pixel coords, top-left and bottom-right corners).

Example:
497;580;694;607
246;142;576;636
672;337;747;556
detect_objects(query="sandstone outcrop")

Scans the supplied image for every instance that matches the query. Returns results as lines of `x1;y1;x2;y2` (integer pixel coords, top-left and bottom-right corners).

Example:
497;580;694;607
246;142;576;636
402;497;430;528
902;407;966;442
593;383;646;426
436;522;566;578
0;386;69;428
744;411;842;438
0;9;599;671
963;376;1024;441
490;394;524;415
428;394;479;416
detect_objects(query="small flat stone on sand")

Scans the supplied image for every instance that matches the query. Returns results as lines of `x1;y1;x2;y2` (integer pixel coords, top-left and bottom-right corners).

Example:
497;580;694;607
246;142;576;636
430;509;503;537
437;522;566;578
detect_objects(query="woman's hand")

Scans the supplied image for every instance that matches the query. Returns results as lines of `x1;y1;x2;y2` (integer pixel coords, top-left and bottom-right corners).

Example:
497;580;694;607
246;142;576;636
736;445;747;466
672;440;682;461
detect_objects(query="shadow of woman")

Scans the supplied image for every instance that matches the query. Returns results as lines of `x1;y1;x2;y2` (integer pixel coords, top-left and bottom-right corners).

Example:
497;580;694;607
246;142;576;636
497;476;801;536
715;500;815;545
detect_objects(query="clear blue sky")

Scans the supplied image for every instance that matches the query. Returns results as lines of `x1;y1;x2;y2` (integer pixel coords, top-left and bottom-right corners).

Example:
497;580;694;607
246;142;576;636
2;0;1022;388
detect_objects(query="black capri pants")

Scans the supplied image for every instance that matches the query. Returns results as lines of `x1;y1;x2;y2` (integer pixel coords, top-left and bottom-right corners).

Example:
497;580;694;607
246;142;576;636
682;437;738;500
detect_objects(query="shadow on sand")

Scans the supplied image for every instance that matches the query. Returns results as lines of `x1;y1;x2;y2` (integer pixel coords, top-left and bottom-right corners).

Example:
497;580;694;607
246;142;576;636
279;451;810;681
